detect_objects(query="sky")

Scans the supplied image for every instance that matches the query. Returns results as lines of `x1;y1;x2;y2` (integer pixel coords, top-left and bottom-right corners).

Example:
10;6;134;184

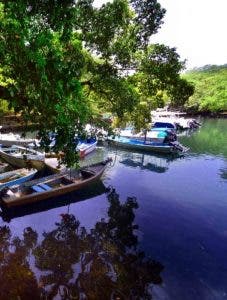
94;0;227;70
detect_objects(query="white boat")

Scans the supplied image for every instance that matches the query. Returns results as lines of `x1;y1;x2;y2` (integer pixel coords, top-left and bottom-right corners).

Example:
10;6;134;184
76;138;97;158
151;109;201;130
0;168;37;191
0;145;45;170
0;132;38;147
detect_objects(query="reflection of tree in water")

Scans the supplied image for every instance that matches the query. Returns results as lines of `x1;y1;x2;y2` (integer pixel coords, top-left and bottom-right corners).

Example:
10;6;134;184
0;188;163;299
0;226;40;300
220;168;227;180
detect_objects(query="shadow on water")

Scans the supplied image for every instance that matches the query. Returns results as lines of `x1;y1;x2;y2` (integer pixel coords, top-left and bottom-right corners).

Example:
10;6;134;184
0;181;107;222
118;151;185;173
220;167;227;180
0;187;163;300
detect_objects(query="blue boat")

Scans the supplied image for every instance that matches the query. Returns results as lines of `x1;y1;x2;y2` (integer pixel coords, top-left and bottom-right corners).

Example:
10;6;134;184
0;168;37;191
110;128;188;154
153;121;177;130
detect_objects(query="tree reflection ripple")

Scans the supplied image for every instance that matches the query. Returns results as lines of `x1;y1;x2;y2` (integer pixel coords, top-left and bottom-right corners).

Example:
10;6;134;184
0;188;163;299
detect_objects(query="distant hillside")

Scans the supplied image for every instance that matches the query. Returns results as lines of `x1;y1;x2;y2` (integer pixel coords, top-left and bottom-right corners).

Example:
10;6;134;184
183;64;227;113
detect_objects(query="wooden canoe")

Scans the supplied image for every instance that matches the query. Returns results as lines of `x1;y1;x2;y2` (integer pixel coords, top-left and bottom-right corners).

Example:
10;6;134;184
0;158;111;208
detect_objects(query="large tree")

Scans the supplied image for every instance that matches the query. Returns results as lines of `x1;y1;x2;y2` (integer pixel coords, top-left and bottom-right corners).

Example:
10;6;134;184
0;0;193;165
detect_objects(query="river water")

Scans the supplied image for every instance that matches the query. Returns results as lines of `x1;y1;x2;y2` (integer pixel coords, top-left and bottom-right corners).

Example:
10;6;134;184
0;118;227;300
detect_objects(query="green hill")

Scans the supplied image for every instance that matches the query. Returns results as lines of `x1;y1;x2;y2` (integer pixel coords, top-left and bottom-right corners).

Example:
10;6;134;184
183;64;227;113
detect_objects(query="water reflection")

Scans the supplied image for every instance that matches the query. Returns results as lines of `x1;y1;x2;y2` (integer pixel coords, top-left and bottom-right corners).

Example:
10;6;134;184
0;187;163;299
0;226;40;300
220;167;227;180
179;119;227;157
119;151;184;173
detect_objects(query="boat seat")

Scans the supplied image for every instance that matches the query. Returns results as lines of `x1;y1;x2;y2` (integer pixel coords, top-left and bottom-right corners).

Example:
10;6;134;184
39;183;52;191
32;185;45;193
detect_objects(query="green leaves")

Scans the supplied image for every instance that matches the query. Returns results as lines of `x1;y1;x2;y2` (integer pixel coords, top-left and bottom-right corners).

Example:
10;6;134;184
0;0;194;165
183;65;227;113
130;0;166;47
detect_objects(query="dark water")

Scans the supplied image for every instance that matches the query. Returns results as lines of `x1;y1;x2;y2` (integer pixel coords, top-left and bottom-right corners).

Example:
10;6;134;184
0;118;227;300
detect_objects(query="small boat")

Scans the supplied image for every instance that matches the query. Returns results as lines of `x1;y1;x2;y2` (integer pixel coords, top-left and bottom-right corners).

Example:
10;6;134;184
0;158;111;208
76;138;97;158
0;168;37;191
38;134;97;159
0;181;107;222
0;145;45;170
109;128;188;154
120;127;178;143
109;136;187;154
0;132;38;147
151;109;201;130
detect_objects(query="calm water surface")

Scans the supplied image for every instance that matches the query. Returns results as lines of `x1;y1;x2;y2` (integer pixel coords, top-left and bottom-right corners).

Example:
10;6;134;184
0;118;227;300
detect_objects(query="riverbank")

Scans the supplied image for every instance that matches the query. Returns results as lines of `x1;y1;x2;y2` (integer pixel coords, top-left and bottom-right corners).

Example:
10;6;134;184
0;114;37;133
185;110;227;118
1;111;227;134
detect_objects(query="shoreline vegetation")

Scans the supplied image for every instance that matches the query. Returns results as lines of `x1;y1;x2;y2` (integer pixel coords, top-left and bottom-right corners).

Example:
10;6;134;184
0;111;226;134
183;64;227;114
1;63;226;134
1;64;227;134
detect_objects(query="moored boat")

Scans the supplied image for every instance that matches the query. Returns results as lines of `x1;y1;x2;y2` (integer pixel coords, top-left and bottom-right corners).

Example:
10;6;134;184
120;127;178;142
0;168;37;191
109;128;188;154
0;158;111;208
76;138;97;158
151;109;201;130
109;136;187;154
0;145;45;170
0;132;38;147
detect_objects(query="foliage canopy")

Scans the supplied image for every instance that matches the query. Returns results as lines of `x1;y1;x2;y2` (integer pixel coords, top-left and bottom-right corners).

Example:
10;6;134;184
0;0;194;165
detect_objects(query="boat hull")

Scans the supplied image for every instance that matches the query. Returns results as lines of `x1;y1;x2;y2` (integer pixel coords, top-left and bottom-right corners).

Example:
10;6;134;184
0;139;35;147
0;169;37;190
78;141;97;158
109;138;177;154
1;159;111;208
0;147;45;170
